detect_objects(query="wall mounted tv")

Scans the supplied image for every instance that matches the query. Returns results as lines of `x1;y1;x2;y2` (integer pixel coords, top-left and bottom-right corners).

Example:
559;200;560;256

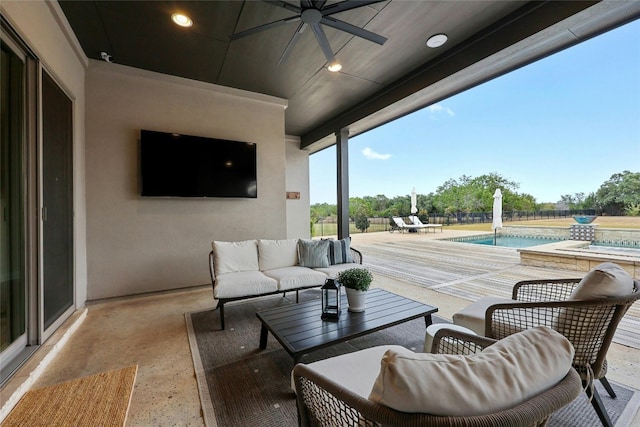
140;130;257;198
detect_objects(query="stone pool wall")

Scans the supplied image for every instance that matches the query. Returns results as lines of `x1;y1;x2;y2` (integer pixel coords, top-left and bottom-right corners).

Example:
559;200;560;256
517;240;639;279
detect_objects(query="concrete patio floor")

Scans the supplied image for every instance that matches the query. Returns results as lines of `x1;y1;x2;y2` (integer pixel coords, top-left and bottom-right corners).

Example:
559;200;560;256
2;229;639;426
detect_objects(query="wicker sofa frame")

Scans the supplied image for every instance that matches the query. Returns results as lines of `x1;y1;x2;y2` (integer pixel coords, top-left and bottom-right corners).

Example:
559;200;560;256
293;329;582;427
208;246;362;330
480;278;640;427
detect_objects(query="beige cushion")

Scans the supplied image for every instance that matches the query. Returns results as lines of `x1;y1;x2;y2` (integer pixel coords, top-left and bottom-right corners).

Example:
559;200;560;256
213;271;278;299
452;296;513;335
258;239;299;271
368;326;574;416
297;345;406;396
263;266;327;291
570;262;634;300
212;240;259;276
298;239;330;268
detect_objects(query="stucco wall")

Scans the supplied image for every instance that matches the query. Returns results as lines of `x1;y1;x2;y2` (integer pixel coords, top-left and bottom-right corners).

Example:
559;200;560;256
2;1;88;307
285;135;311;238
85;61;307;299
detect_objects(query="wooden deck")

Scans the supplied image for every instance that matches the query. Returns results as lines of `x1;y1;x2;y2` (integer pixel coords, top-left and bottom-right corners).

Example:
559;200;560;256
356;238;640;350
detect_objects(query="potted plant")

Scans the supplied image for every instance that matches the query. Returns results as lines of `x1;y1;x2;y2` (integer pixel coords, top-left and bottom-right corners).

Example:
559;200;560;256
336;268;373;312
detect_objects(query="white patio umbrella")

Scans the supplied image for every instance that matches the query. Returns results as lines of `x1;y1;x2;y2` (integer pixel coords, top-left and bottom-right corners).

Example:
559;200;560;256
410;187;417;215
492;188;503;245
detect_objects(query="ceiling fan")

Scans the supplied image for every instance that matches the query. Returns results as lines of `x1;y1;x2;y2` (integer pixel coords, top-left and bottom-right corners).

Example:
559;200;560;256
231;0;388;69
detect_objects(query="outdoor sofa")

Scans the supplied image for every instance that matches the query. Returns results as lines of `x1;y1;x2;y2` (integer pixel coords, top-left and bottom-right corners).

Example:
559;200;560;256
209;238;362;329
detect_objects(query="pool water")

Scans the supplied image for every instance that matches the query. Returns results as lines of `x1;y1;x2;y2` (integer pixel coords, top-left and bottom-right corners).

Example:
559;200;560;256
449;235;564;248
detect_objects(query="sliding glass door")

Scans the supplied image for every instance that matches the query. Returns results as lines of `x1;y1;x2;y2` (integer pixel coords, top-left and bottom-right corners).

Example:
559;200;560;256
1;18;75;384
0;33;27;371
42;71;74;330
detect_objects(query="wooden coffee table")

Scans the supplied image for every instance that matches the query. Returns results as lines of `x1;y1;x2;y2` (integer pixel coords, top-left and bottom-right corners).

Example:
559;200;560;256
256;288;438;363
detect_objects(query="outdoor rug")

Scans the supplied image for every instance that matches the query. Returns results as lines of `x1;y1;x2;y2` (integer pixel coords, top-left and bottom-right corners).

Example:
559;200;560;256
186;290;640;427
2;365;138;427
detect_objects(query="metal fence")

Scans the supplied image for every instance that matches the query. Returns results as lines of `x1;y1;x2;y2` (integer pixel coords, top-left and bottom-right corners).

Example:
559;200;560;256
426;209;596;226
311;210;596;237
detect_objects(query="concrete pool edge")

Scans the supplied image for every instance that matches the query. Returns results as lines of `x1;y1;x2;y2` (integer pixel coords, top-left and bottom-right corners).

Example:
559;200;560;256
518;240;640;279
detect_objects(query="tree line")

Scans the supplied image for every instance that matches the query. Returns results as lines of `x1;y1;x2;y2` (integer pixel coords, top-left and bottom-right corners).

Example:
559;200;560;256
311;171;640;223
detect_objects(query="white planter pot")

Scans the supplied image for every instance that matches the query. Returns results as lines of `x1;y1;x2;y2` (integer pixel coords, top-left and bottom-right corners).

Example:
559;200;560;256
345;288;367;312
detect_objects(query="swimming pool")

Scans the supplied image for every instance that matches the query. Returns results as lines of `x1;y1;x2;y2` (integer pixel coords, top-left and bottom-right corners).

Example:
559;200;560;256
446;235;564;248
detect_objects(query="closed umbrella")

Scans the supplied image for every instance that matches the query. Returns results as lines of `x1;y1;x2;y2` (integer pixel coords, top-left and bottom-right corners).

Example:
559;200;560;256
492;188;503;245
410;187;417;215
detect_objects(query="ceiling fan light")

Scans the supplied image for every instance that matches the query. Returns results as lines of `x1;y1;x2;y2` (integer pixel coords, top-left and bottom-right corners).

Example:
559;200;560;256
171;13;193;27
426;33;448;48
327;62;342;72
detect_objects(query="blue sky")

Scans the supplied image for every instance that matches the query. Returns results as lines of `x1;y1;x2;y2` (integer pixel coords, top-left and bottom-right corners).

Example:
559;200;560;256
309;19;640;205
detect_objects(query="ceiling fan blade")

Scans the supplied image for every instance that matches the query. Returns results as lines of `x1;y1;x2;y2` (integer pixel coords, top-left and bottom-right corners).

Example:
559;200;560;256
277;22;307;66
262;0;301;14
231;15;301;40
312;0;328;9
310;22;337;64
321;16;387;45
321;0;387;16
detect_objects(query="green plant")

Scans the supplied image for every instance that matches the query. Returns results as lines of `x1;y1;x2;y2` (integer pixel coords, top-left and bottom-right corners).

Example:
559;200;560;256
336;268;373;291
625;203;640;216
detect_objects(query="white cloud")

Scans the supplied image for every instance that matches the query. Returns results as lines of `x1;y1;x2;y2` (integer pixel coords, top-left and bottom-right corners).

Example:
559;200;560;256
362;147;391;160
428;103;455;117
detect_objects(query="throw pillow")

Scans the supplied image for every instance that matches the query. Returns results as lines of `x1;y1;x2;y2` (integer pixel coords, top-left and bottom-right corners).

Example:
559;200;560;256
258;239;298;271
326;238;353;265
212;240;259;276
368;326;574;416
298;239;330;268
569;262;634;300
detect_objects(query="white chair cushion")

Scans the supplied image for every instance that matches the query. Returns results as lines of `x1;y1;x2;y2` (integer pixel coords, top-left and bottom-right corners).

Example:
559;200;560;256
258;239;299;271
263;267;327;291
452;296;513;335
569;262;634;300
213;271;278;299
298;239;330;268
312;263;357;279
298;345;406;397
212;240;259;276
368;326;574;416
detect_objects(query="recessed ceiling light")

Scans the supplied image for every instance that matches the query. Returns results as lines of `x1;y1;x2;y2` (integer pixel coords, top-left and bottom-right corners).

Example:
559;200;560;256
426;33;448;48
327;62;342;72
171;13;193;27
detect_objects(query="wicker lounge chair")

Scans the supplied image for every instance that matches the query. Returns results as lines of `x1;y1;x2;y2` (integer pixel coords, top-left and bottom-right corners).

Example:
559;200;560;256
293;328;582;427
453;277;640;427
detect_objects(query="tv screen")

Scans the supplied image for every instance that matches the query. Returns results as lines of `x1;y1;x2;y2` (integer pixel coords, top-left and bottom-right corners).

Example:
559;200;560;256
140;130;257;198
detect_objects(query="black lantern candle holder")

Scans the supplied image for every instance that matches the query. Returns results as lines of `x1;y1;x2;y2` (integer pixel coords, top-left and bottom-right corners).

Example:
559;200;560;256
321;279;342;320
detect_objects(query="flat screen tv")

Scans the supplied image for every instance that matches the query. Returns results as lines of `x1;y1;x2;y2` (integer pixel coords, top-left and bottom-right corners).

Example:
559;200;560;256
140;130;257;198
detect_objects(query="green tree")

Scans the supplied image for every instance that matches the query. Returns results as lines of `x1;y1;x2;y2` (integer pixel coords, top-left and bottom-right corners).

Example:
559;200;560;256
560;192;596;210
354;214;370;232
432;173;530;214
595;171;640;215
